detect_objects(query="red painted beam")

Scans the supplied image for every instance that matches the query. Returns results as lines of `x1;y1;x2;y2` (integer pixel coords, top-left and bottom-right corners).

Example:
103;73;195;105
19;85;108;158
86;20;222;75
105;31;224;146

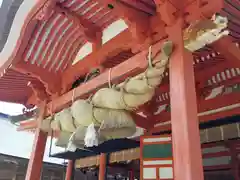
149;104;240;134
212;36;240;67
0;0;49;74
130;113;155;129
199;107;240;123
61;29;133;92
199;91;240;112
202;151;230;158
149;92;240;134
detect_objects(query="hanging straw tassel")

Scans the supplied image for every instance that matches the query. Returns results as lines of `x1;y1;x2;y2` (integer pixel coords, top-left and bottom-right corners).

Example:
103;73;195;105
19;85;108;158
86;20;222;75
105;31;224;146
67;132;78;152
84;123;99;147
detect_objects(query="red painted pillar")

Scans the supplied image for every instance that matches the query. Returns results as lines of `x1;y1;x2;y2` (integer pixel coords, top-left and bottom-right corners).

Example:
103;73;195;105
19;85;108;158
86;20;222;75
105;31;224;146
65;160;74;180
168;18;204;180
99;153;107;180
25;102;47;180
129;169;134;180
92;32;102;52
25;129;47;180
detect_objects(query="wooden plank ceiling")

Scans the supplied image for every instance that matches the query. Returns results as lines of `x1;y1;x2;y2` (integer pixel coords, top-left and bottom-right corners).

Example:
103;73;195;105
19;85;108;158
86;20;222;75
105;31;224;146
0;0;156;105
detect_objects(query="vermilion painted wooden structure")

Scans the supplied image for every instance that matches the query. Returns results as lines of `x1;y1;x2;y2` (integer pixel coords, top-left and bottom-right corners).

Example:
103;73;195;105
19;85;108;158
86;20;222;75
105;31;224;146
65;160;74;180
0;0;239;180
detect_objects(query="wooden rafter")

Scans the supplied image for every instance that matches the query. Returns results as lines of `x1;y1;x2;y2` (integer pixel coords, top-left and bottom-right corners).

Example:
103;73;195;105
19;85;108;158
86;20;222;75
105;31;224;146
195;60;236;90
36;0;57;21
54;5;102;43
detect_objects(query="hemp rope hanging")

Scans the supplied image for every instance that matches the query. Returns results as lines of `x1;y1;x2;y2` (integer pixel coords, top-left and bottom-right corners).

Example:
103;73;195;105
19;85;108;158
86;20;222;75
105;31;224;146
40;41;173;148
39;14;229;148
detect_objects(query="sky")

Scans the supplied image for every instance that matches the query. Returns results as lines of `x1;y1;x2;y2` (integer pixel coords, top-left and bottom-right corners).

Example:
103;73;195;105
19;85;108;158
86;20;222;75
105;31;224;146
0;102;65;164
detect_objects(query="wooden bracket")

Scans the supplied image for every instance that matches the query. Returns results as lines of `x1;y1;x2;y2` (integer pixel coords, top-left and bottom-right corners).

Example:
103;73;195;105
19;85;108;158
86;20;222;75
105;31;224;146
154;0;177;26
154;0;224;26
99;0;151;44
13;61;61;96
27;81;49;105
55;5;102;43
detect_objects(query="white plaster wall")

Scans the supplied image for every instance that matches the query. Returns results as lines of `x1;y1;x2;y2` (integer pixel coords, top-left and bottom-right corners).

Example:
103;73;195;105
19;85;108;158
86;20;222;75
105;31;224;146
72;19;128;65
102;19;128;44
